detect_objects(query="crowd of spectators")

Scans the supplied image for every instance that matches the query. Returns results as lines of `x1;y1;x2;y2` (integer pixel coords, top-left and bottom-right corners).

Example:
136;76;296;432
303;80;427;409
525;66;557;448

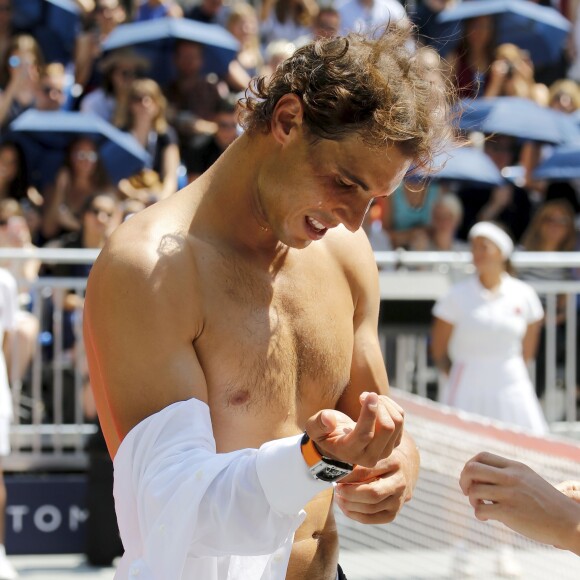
0;0;574;416
0;0;577;573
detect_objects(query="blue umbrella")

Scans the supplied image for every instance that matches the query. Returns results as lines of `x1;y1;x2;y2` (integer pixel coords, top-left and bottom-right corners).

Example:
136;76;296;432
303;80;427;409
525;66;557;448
427;146;504;186
533;144;580;180
12;0;81;65
437;0;570;68
456;97;580;145
8;110;151;188
410;146;503;186
101;17;240;86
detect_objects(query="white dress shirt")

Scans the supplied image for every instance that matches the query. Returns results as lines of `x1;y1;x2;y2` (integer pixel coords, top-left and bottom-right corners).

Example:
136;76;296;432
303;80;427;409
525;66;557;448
113;398;332;579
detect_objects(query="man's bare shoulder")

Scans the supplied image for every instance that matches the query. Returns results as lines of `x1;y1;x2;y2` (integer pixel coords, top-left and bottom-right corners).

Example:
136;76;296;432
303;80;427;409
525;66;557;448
323;226;378;284
88;207;202;331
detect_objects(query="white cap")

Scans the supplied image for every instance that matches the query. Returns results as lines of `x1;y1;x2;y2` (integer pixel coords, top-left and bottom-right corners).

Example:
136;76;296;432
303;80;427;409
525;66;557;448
468;222;514;259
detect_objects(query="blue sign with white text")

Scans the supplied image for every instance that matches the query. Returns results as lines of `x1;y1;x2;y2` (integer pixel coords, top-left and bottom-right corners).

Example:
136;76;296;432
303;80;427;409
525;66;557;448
4;474;88;554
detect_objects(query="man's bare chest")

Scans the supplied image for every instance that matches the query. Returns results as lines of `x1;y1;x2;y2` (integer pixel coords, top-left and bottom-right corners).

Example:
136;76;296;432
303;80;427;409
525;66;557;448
194;255;355;413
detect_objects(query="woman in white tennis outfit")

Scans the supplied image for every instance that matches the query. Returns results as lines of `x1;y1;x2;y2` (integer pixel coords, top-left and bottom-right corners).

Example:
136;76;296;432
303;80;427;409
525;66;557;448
431;222;548;436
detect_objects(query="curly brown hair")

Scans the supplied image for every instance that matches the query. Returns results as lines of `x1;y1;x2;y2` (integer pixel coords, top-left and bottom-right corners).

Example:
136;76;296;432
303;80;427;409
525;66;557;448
239;26;455;173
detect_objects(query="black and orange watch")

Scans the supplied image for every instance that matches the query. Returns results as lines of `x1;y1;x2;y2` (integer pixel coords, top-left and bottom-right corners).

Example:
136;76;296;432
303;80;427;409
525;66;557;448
300;432;354;482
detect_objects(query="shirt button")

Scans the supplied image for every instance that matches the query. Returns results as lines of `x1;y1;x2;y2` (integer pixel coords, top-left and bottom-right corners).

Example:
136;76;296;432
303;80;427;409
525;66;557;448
195;470;204;480
273;554;284;564
130;566;140;576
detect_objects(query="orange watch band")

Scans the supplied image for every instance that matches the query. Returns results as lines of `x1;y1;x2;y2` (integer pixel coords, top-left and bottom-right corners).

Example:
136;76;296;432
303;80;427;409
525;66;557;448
300;433;322;468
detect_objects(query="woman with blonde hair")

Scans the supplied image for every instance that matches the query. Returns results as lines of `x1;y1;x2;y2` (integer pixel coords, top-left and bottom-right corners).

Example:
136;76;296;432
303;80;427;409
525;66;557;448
226;2;263;93
484;43;548;105
115;78;180;201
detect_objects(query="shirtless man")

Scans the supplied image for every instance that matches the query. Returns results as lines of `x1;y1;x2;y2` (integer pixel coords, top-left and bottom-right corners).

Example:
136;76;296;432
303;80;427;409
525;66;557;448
84;27;453;580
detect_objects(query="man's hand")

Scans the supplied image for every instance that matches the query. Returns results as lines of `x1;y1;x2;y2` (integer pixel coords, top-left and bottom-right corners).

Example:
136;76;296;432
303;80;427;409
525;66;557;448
333;449;414;524
304;392;404;468
460;452;580;552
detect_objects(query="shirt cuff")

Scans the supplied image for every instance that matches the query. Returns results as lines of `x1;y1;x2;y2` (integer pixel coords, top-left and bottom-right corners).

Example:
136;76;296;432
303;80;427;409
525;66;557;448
256;434;333;516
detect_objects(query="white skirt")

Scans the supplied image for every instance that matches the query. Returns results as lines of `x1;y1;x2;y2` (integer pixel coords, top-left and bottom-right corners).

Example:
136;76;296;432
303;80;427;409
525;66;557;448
442;356;548;435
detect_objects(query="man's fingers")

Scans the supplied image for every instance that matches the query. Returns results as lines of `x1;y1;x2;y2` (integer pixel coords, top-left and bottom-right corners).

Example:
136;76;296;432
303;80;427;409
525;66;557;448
304;409;337;442
351;391;379;440
356;396;403;461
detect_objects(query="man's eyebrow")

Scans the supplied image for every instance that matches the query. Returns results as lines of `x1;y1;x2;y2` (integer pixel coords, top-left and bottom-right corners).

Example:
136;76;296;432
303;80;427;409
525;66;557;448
337;167;370;191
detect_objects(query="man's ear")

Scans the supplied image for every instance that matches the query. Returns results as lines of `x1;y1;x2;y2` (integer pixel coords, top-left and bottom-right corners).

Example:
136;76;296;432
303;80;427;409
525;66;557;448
270;94;304;145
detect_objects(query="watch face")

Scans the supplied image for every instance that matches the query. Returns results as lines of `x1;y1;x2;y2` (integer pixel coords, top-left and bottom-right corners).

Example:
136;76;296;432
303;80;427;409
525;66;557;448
309;459;353;482
317;465;352;482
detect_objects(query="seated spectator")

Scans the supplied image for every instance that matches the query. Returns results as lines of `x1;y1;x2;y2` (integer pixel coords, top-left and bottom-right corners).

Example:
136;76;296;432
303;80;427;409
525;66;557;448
80;49;149;122
484;43;548;105
74;0;127;94
518;199;577;399
547;78;580;114
0;35;44;130
337;0;406;36
520;79;580;203
410;192;469;252
42;192;120;423
0;141;38;205
456;134;532;242
260;39;297;79
165;41;223;147
41;137;111;241
381;180;440;249
0;199;40;387
295;6;341;47
34;62;68;112
0;0;13;69
225;3;263;93
116;78;180;201
260;0;319;46
134;0;182;20
363;199;393;256
183;97;239;182
447;16;496;99
186;0;223;24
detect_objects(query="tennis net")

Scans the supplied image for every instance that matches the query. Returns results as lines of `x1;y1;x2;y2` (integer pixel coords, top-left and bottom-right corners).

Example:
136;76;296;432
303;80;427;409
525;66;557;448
336;389;580;580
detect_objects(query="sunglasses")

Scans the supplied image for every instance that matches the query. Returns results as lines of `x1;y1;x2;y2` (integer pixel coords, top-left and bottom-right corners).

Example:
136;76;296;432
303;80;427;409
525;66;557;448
88;207;114;218
75;151;98;163
542;215;570;226
42;85;64;96
118;69;137;80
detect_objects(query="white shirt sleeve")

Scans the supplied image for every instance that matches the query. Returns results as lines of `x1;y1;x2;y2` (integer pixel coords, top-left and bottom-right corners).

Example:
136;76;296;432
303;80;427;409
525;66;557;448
114;398;331;578
432;285;461;324
523;283;544;324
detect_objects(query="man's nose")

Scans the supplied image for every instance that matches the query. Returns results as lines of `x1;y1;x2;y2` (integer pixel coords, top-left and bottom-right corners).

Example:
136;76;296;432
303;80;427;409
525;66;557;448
333;197;373;233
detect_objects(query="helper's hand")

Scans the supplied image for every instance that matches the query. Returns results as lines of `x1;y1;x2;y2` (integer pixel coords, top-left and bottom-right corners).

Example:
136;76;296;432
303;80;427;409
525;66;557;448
304;392;404;469
460;452;580;551
334;449;413;524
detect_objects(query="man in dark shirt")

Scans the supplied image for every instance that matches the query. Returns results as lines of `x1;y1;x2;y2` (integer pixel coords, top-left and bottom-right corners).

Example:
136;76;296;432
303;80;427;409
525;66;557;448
185;0;223;24
183;97;238;182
